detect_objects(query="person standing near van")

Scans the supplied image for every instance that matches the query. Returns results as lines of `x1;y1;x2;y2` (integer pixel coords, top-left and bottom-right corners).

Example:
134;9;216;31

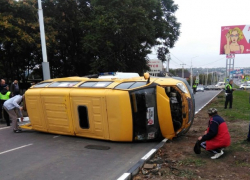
0;85;11;126
225;79;235;109
10;80;20;97
193;84;197;94
3;95;24;132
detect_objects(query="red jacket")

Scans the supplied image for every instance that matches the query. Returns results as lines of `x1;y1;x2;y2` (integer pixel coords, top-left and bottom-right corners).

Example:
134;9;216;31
202;115;230;150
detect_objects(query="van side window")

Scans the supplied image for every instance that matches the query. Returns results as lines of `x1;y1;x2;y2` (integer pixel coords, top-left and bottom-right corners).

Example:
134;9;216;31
114;82;147;89
33;82;52;87
79;81;112;87
78;106;89;129
115;82;135;89
49;81;80;87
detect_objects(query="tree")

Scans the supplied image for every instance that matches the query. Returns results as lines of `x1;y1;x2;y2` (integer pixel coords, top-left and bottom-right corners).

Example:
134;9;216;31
42;0;92;77
0;0;40;82
156;0;180;64
82;0;180;75
0;0;181;80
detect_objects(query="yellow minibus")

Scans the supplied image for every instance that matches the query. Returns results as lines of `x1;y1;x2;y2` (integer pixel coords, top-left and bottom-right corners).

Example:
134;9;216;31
21;72;195;141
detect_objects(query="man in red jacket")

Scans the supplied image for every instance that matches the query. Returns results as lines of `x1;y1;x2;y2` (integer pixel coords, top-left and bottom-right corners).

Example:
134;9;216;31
197;108;231;159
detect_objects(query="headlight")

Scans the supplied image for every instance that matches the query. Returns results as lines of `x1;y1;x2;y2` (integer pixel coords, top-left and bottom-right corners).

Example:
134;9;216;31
176;83;188;93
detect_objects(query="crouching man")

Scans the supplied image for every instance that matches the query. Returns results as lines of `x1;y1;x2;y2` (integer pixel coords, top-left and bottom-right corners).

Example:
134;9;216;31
197;108;230;159
3;94;24;133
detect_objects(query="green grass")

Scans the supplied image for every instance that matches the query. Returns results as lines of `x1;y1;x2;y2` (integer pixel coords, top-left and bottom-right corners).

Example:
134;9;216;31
177;158;206;167
234;160;250;167
228;141;248;152
207;90;250;121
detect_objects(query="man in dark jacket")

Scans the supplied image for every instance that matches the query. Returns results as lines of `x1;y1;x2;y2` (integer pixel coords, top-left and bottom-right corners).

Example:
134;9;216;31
225;79;235;109
0;79;7;120
10;80;20;97
0;85;11;126
197;108;230;159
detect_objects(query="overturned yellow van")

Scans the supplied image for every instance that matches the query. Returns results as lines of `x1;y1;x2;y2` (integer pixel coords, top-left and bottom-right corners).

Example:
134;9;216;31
21;72;195;141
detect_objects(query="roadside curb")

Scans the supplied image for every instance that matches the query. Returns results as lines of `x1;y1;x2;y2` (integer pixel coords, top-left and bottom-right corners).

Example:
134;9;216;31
117;138;168;180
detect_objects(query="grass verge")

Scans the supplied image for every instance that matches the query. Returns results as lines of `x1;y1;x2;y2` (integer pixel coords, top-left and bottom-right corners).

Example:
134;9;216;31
207;90;250;121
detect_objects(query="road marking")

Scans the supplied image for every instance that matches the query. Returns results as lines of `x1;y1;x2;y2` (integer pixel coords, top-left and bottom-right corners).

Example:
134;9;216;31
141;149;157;160
0;127;10;130
117;173;130;180
53;136;60;138
0;143;33;155
162;138;167;143
195;90;222;114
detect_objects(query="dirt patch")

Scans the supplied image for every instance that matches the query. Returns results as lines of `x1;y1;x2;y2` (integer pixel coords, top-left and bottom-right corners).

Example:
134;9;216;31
133;105;250;180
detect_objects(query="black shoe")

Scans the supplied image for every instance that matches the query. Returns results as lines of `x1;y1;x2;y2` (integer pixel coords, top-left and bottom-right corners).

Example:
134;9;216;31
245;138;250;142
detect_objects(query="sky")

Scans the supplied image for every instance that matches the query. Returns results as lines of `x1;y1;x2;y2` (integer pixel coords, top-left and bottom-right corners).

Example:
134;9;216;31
148;0;250;69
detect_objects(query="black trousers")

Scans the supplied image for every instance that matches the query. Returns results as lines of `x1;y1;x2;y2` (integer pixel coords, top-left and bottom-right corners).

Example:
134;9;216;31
225;94;232;109
193;87;196;93
0;100;3;118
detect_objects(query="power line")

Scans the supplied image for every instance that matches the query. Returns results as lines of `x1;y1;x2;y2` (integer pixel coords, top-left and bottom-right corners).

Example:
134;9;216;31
170;53;187;65
198;57;225;67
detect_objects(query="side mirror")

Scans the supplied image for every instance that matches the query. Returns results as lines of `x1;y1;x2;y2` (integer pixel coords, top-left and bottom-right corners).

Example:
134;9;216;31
144;73;150;84
144;72;150;80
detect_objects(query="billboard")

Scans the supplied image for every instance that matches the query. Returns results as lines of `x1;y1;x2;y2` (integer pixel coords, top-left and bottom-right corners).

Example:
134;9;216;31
220;25;250;54
229;69;243;78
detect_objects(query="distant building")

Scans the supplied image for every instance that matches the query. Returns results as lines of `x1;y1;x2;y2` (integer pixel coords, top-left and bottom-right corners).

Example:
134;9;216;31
148;59;163;76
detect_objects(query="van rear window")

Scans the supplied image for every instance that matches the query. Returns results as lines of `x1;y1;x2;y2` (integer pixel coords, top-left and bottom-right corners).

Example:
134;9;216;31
78;106;89;129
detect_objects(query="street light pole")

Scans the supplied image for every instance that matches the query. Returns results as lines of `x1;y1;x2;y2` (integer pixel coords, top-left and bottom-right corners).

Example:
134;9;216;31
38;0;51;80
180;64;186;78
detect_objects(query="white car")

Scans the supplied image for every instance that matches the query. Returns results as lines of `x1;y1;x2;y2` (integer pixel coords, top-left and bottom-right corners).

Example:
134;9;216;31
215;82;225;90
240;84;250;90
196;85;204;92
243;84;250;90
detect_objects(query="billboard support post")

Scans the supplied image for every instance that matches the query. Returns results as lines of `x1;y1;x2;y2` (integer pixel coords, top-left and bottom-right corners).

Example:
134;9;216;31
226;54;235;80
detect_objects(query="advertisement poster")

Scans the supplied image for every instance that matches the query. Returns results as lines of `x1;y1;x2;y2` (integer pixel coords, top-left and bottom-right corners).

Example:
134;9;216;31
147;107;154;125
230;69;243;78
220;25;250;54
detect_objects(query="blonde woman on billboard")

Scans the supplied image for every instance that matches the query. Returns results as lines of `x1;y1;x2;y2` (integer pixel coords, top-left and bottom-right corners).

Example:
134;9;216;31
224;27;244;54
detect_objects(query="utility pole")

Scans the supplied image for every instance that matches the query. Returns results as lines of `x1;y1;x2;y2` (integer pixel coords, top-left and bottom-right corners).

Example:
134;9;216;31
206;68;208;86
180;64;186;78
166;54;171;73
38;0;51;80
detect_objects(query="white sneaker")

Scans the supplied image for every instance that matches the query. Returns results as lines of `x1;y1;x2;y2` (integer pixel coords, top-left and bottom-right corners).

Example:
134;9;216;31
211;150;224;159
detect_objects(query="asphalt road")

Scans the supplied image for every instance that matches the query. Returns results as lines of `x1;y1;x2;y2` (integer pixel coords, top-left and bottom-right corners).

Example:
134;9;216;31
194;89;222;113
0;90;221;180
